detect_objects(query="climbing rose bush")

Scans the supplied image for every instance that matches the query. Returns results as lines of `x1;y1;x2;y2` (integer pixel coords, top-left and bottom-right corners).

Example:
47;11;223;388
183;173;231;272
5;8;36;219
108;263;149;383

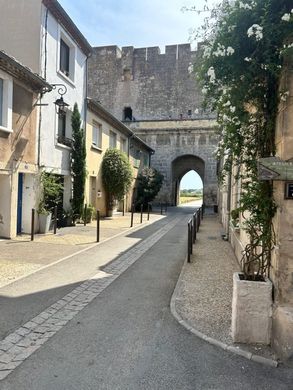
193;0;293;278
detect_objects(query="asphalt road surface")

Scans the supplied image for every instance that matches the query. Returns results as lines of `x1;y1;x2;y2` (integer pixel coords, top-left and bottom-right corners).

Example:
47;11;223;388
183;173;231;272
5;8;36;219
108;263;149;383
1;205;293;389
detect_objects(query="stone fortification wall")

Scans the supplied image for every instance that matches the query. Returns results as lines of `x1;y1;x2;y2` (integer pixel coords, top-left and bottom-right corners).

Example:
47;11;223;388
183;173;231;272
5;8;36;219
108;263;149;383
129;120;218;207
88;44;210;122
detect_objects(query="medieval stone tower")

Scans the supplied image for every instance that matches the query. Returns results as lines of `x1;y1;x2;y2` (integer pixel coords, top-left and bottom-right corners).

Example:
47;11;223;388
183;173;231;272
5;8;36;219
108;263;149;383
88;44;218;206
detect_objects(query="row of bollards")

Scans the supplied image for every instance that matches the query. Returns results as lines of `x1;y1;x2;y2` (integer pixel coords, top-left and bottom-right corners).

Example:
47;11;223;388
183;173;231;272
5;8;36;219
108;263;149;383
30;201;161;243
187;206;204;263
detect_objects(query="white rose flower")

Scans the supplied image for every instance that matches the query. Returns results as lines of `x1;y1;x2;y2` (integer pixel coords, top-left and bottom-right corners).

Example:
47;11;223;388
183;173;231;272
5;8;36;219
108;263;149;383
247;24;263;41
281;13;291;22
226;46;235;55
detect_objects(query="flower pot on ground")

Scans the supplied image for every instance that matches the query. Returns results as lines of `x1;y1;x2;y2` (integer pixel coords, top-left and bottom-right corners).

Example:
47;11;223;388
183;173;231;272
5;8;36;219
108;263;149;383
101;149;133;218
84;204;95;223
38;212;52;234
232;272;272;344
37;171;63;233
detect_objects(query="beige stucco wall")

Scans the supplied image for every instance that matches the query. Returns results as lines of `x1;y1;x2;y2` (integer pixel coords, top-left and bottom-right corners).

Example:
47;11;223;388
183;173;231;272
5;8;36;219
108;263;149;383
85;109;151;217
218;60;293;360
85;109;131;217
0;79;39;238
271;63;293;306
0;0;42;73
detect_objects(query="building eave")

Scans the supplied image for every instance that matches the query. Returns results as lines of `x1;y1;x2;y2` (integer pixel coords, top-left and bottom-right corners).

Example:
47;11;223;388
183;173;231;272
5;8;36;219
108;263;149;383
0;51;52;92
42;0;92;57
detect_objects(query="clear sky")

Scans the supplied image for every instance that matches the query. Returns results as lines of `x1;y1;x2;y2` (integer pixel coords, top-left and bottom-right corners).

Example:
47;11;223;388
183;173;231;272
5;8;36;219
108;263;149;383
180;171;203;190
58;0;210;50
58;0;210;189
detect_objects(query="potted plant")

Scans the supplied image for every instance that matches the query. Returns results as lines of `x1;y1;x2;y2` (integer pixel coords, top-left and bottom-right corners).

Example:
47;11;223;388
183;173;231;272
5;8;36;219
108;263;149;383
102;149;133;217
60;208;75;227
84;204;95;223
38;171;63;233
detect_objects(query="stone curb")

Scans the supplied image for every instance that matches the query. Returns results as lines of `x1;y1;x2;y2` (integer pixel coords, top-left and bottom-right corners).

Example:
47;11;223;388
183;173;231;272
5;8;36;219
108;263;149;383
0;216;162;290
170;257;279;368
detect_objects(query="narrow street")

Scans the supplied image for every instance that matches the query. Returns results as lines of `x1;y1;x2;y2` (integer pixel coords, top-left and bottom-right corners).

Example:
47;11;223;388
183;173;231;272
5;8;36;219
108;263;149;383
1;206;293;389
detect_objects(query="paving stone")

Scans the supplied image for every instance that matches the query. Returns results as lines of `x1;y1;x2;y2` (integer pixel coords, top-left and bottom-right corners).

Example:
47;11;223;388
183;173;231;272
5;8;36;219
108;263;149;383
22;321;38;330
0;353;14;364
15;327;31;337
0;341;14;352
4;333;22;345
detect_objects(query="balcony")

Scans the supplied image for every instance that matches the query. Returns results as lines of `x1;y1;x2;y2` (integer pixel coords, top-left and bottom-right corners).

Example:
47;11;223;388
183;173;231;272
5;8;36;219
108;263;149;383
57;135;73;148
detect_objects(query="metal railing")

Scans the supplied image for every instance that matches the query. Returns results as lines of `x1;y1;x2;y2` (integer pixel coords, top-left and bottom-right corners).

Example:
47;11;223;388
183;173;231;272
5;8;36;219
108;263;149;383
187;206;204;263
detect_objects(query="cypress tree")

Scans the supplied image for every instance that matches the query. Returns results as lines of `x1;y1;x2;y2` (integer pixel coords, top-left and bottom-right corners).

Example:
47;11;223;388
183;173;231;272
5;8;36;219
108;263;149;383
71;103;86;219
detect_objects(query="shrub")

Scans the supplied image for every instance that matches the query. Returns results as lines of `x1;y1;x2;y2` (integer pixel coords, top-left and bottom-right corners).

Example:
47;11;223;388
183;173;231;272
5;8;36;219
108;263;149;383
102;149;133;215
135;167;164;208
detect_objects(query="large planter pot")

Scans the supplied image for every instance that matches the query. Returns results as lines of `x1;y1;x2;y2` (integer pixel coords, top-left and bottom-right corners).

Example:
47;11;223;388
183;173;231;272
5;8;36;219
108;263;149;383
107;209;113;218
39;213;52;234
232;272;272;345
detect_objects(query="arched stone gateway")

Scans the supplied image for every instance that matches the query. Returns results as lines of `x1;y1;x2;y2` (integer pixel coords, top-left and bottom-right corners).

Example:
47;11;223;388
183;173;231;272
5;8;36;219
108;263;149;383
128;119;218;207
172;155;204;206
88;44;219;207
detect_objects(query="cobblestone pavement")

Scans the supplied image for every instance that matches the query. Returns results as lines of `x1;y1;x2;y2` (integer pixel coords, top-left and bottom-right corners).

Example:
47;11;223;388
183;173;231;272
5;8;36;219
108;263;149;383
0;215;181;381
172;214;278;365
0;212;163;288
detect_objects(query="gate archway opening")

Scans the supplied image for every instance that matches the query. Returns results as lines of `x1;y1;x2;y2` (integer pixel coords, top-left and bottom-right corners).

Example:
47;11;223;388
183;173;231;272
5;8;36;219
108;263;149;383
172;155;205;206
179;170;203;205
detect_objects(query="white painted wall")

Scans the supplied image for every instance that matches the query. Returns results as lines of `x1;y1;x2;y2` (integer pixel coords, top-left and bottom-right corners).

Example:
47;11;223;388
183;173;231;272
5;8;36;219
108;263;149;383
0;174;12;238
39;5;87;206
22;174;38;233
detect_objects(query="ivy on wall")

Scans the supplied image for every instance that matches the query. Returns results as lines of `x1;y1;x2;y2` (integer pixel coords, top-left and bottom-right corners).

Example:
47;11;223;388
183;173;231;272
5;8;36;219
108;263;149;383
192;0;293;278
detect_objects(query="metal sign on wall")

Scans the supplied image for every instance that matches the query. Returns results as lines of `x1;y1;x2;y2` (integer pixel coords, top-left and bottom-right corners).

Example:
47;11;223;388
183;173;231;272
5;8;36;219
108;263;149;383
258;157;293;181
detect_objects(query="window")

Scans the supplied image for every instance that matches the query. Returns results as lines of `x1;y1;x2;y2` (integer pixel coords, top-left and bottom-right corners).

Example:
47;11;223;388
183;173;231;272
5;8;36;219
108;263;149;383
120;137;127;153
57;112;72;147
92;121;102;148
123;107;132;121
58;114;66;138
0;71;13;133
58;30;75;82
60;39;70;77
109;131;117;148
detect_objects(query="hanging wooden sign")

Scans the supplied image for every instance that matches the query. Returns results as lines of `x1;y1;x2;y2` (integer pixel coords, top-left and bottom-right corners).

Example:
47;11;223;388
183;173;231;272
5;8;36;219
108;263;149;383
258;157;293;181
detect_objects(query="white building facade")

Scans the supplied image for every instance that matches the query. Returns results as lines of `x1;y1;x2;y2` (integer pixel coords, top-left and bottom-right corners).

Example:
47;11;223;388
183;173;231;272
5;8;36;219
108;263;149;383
0;0;91;213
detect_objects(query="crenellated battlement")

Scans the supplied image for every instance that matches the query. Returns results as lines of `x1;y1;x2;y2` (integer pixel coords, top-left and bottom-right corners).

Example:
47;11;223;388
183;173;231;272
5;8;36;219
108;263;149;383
88;42;206;122
92;43;198;63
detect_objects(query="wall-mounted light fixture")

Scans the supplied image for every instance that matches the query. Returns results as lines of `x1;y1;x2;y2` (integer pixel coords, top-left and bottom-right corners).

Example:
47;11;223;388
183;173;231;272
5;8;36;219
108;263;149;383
52;84;69;115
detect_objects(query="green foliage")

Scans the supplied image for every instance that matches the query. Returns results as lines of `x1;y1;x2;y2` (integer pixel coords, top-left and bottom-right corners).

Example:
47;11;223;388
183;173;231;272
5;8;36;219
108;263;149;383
71;103;86;219
38;171;63;215
196;0;293;278
84;204;95;223
102;149;133;212
135;167;164;207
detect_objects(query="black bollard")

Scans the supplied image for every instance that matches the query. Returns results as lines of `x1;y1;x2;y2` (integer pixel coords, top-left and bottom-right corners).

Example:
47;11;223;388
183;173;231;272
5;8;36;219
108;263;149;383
147;203;150;221
84;204;87;226
130;203;134;227
140;204;143;223
31;208;35;241
96;210;100;242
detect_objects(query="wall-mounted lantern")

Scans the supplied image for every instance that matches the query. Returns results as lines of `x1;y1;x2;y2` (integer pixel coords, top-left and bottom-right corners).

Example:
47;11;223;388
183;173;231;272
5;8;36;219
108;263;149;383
52;84;69;115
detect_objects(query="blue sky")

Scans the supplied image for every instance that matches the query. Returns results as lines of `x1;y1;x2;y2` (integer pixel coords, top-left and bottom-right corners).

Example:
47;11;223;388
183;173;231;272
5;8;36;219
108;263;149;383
58;0;210;50
180;171;203;190
59;0;209;189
